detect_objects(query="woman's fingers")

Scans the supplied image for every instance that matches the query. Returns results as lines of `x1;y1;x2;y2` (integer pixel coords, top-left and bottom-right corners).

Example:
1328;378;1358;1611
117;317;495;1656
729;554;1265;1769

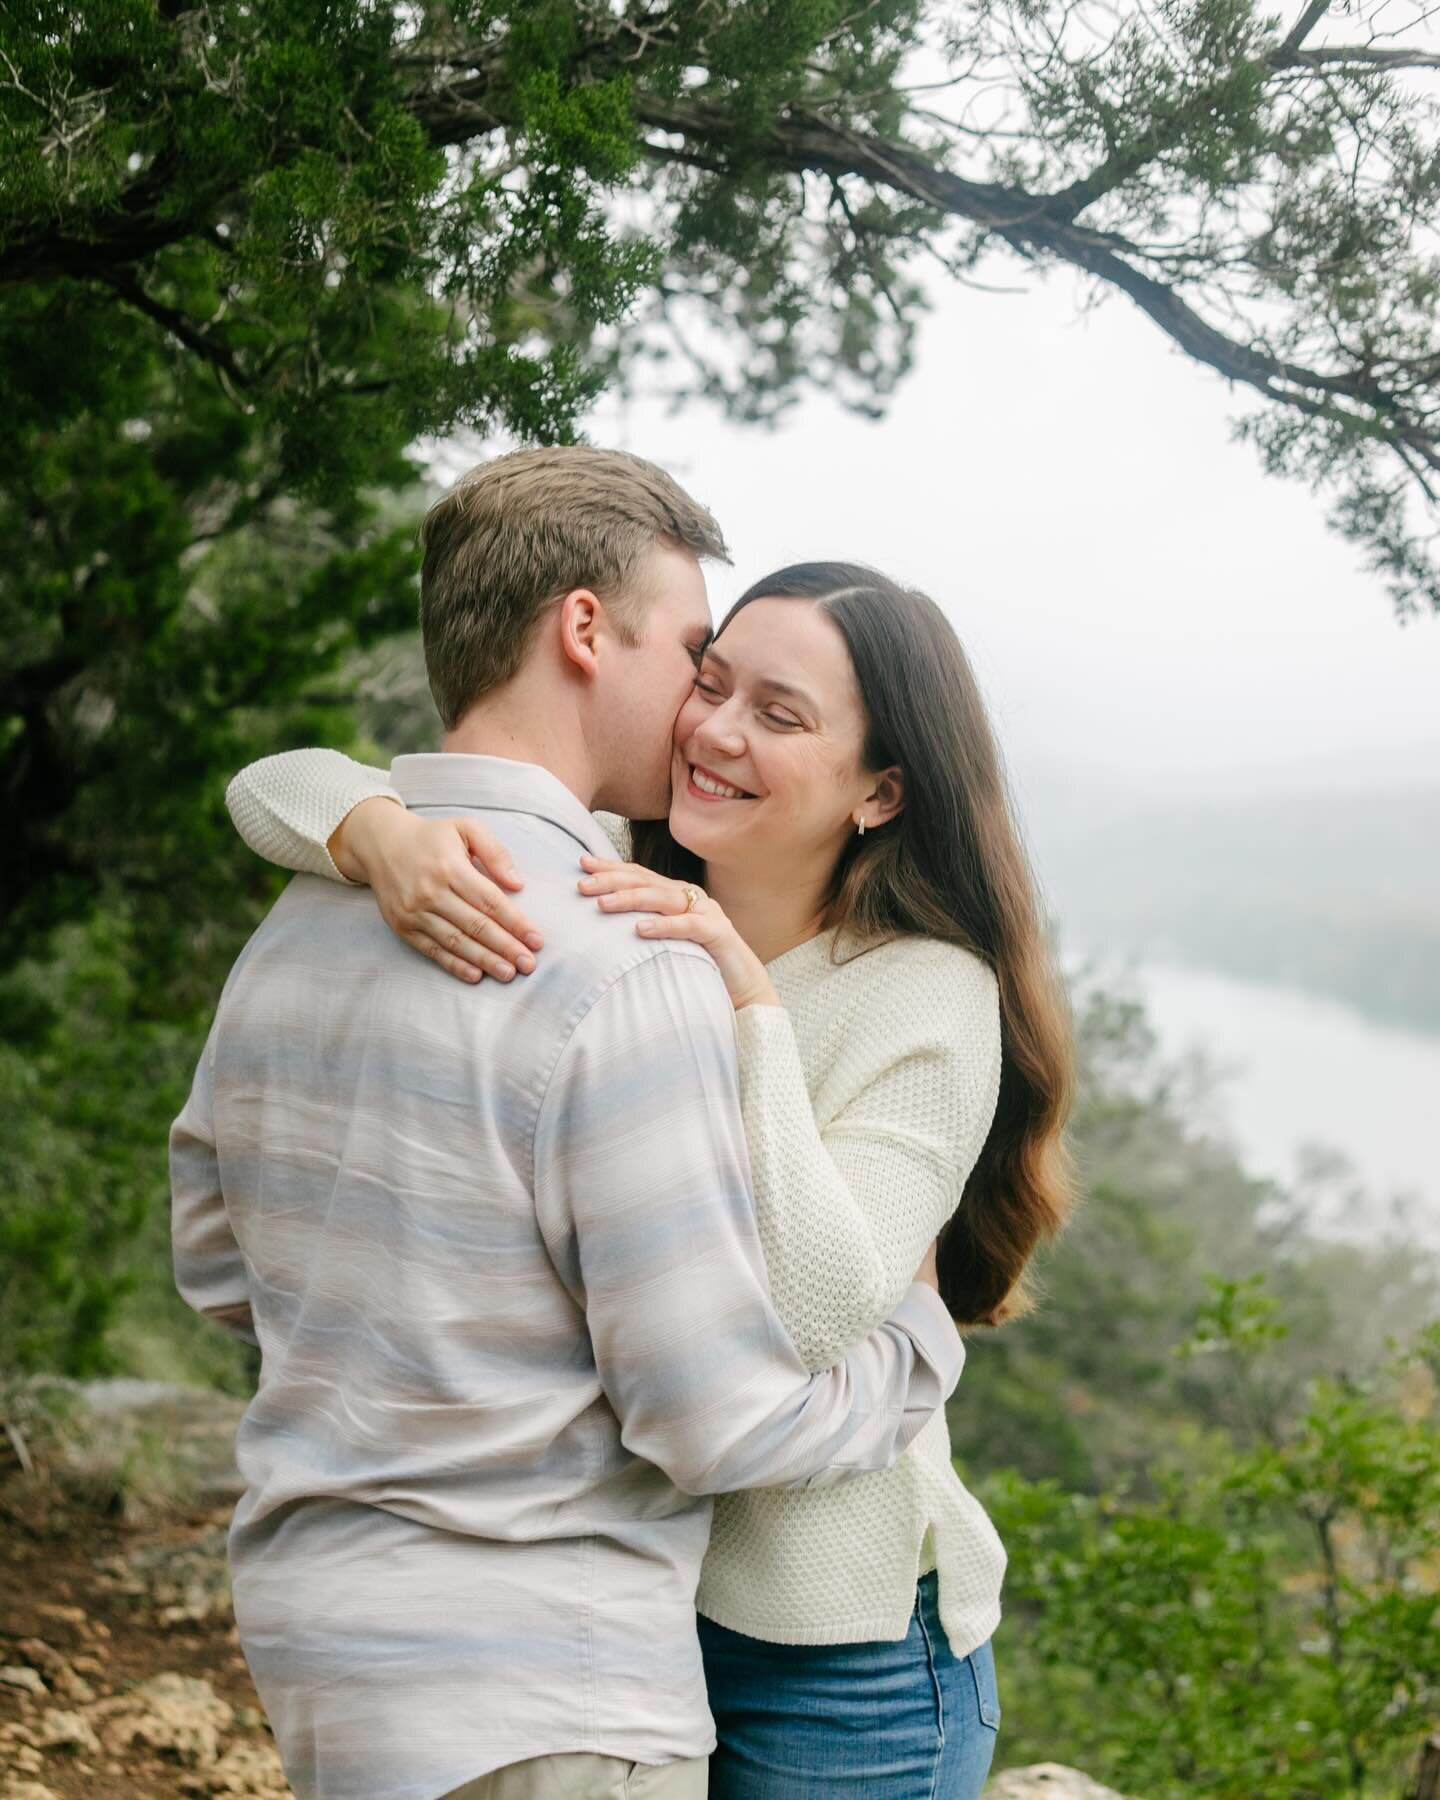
456;817;525;892
410;912;521;983
577;867;653;895
450;854;543;952
633;915;710;942
400;926;484;985
431;865;539;964
594;886;691;916
430;890;536;973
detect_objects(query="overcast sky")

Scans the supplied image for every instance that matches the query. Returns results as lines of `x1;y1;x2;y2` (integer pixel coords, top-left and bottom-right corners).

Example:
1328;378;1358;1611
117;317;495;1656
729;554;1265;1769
431;266;1440;1197
533;267;1440;803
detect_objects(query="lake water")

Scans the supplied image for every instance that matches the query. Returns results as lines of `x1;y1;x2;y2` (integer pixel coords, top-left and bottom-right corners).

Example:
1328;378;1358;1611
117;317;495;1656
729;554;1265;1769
1103;960;1440;1248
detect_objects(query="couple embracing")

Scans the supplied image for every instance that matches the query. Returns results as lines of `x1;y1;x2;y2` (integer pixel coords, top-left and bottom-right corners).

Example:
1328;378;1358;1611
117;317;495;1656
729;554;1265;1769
171;446;1074;1800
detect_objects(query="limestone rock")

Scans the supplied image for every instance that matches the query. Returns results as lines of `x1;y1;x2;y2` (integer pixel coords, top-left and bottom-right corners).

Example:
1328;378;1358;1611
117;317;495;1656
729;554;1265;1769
0;1668;45;1699
1;1781;62;1800
986;1766;1136;1800
14;1643;65;1683
111;1527;233;1622
181;1740;294;1796
14;1638;97;1702
34;1708;101;1755
97;1672;234;1768
0;1728;43;1774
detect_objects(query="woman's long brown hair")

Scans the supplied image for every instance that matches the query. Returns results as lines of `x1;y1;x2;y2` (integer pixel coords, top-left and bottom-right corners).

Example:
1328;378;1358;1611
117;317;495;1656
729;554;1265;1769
631;562;1076;1327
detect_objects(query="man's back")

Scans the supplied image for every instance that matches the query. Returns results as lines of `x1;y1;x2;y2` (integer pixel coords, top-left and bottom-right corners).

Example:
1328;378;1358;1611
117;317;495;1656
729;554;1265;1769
178;758;740;1796
172;755;960;1800
208;770;729;1547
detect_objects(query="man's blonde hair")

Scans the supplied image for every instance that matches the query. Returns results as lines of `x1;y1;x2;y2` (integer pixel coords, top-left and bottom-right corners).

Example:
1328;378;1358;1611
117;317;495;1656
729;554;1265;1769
420;446;728;729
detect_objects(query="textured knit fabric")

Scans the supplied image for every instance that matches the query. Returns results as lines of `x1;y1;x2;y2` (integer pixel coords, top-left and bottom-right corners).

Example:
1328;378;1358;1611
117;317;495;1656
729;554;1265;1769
174;753;963;1800
226;750;1008;1656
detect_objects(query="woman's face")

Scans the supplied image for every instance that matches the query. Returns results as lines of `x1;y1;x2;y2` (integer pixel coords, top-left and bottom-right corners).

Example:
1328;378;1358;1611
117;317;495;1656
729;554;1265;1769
668;597;895;873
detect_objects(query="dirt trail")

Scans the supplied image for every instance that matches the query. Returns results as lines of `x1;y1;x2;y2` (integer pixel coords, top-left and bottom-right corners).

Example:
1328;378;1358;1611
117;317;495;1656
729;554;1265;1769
0;1495;289;1799
1;1384;290;1799
1;1385;1135;1800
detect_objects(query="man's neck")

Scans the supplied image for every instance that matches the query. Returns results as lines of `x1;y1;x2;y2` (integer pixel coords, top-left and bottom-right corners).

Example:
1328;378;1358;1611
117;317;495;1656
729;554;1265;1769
441;689;598;811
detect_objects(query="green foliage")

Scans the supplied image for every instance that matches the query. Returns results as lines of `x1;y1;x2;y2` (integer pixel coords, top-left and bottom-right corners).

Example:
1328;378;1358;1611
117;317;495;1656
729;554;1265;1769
951;988;1438;1495
0;914;188;1373
985;1302;1440;1798
0;0;934;1363
6;0;1435;618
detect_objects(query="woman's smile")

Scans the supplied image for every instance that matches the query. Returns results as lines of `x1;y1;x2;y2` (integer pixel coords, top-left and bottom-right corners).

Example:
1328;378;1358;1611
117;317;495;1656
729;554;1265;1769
686;761;758;802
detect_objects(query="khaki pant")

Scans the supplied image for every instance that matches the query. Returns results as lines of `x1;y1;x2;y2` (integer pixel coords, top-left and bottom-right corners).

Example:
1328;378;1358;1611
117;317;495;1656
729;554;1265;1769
442;1754;708;1800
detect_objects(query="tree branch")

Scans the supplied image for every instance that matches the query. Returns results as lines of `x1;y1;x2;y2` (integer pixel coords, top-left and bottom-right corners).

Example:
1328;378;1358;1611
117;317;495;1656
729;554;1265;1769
1275;0;1332;60
95;269;254;392
628;92;1440;471
403;73;506;148
0;216;197;286
1283;44;1440;70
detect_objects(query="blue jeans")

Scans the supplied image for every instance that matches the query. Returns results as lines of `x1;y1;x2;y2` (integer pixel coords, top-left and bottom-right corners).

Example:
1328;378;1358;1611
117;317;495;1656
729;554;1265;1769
699;1573;1000;1799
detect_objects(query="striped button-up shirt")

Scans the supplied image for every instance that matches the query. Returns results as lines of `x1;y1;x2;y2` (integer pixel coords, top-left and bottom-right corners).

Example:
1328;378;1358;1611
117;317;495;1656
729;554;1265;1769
171;754;963;1800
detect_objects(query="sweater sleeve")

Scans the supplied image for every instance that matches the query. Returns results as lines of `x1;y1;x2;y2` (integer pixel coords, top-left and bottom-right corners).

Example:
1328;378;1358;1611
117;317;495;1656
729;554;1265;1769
593;812;633;857
735;947;1003;1372
535;950;963;1497
226;748;402;883
226;751;635;880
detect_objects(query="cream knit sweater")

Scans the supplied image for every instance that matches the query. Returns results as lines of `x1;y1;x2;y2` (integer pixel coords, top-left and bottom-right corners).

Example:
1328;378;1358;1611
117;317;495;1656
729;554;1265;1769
226;749;1008;1654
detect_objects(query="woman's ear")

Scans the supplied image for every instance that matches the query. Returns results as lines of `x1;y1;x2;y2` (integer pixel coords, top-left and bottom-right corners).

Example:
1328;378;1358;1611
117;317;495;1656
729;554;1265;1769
864;765;905;829
556;588;602;679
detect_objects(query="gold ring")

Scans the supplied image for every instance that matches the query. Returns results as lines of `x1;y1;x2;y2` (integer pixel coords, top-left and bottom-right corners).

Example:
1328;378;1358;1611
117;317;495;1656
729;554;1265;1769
683;884;702;913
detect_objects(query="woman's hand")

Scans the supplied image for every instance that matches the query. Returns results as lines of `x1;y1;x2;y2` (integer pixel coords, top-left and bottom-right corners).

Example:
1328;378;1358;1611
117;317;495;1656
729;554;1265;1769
577;855;779;1012
328;797;543;985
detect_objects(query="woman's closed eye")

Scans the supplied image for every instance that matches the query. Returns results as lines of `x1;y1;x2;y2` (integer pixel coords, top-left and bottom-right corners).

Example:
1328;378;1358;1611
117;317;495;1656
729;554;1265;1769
693;668;804;730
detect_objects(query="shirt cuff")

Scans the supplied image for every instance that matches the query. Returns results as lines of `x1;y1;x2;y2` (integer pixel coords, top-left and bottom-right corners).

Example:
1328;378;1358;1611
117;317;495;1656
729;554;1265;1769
888;1283;966;1399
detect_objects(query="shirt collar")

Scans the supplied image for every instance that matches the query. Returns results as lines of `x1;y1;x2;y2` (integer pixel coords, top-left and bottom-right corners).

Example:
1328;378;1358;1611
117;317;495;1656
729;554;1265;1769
389;754;618;859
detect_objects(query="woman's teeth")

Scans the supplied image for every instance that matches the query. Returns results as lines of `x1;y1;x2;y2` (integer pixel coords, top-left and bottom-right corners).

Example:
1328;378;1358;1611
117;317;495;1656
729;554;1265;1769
691;767;751;800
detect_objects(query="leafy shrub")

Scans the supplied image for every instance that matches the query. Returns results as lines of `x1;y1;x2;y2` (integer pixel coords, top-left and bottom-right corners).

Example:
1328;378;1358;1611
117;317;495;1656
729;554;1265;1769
985;1284;1440;1798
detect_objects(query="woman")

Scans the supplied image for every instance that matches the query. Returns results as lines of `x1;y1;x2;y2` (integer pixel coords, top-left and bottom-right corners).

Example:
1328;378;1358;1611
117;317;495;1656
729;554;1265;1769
226;562;1075;1799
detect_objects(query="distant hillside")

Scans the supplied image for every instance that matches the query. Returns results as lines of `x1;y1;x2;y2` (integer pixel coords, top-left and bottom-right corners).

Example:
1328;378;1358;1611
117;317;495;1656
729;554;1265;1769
1021;781;1440;1034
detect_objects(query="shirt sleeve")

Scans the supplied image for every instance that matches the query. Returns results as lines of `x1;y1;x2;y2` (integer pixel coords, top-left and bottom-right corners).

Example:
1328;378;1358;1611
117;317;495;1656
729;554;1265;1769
531;948;964;1498
734;950;1003;1371
225;748;403;883
169;1025;258;1345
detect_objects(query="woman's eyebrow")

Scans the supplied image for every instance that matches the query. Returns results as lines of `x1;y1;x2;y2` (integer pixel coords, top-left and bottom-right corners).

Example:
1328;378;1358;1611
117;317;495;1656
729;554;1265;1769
705;647;816;708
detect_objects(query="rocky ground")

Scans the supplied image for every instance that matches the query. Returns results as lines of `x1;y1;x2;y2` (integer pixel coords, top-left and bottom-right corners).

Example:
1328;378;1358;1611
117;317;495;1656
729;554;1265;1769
1;1382;1131;1800
1;1382;286;1799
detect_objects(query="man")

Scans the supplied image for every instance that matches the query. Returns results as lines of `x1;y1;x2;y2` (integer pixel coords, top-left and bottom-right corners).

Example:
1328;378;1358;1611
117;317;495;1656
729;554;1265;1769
170;447;962;1800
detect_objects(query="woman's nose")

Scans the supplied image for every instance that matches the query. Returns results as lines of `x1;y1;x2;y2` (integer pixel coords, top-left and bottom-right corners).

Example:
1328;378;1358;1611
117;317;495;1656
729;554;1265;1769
693;711;746;760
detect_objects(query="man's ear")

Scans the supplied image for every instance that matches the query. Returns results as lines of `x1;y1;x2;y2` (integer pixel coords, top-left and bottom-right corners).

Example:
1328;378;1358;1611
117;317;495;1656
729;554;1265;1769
556;589;602;679
865;765;905;828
